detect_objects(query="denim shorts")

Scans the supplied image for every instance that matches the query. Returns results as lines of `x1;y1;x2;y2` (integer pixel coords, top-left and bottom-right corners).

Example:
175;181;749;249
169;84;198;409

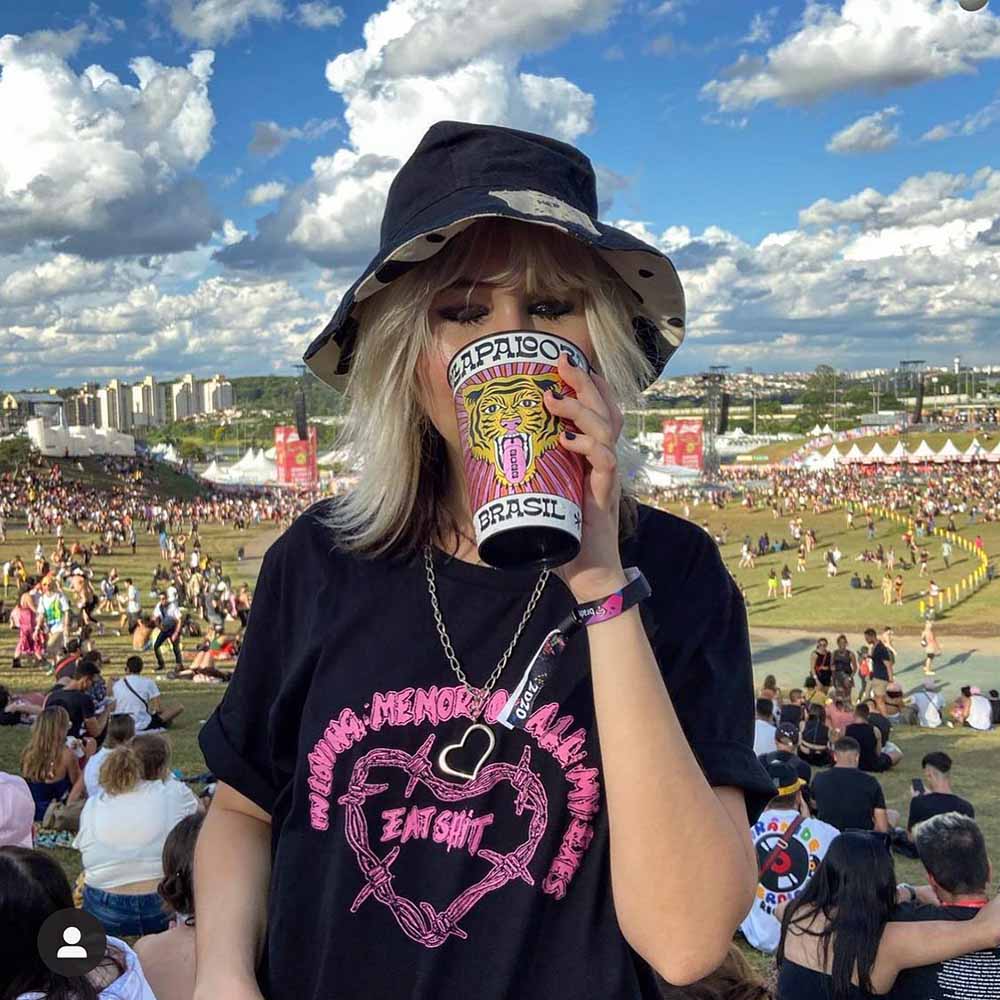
82;884;169;937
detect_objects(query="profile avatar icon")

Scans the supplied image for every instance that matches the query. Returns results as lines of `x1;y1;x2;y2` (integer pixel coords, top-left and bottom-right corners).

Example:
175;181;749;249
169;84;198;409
56;925;88;959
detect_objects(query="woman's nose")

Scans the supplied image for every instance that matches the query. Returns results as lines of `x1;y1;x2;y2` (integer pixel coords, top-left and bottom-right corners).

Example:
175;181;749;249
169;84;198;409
488;290;535;329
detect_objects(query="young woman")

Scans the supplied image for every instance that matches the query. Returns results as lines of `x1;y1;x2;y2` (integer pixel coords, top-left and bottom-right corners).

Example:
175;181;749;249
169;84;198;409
776;832;1000;1000
810;638;834;695
20;706;83;821
75;734;201;936
1;845;157;1000
830;635;857;701
193;121;773;1000
135;813;205;1000
920;615;941;676
798;703;833;768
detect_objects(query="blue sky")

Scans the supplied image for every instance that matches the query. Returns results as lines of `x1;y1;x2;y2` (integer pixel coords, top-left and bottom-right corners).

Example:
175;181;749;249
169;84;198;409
1;0;999;390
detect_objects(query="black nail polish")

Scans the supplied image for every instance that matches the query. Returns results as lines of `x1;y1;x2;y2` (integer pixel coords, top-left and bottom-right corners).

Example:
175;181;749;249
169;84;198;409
564;431;577;440
550;388;564;400
566;354;578;367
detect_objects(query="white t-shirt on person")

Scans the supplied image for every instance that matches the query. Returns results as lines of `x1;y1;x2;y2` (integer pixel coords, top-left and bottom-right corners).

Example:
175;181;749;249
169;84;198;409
754;720;777;755
968;694;993;731
73;779;199;890
911;691;943;728
112;675;160;731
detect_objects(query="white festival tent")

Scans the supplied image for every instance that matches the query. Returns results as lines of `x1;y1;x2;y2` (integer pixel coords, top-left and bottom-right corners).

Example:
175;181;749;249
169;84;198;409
885;441;908;465
824;445;843;465
989;441;1000;464
933;438;962;464
961;439;987;462
640;462;702;488
908;440;937;464
804;450;838;470
821;424;834;435
150;442;181;464
809;424;824;436
842;443;866;465
865;442;888;464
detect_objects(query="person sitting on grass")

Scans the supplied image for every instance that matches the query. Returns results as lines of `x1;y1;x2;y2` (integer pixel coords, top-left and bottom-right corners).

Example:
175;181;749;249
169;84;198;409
907;752;975;833
846;701;902;774
810;736;889;833
113;655;185;731
753;697;777;755
798;703;833;769
0;771;35;849
83;713;136;798
891;813;1000;1000
172;625;236;683
950;685;994;731
740;760;837;955
824;697;855;743
778;688;806;731
74;734;202;937
1;845;158;1000
20;706;85;822
775;830;1000;1000
883;683;917;727
135;812;205;1000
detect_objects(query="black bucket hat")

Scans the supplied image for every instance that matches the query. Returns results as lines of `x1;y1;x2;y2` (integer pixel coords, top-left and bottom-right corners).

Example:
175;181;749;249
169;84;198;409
302;120;686;391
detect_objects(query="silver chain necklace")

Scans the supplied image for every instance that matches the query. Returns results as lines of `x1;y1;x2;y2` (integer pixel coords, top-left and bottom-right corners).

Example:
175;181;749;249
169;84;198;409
424;543;550;780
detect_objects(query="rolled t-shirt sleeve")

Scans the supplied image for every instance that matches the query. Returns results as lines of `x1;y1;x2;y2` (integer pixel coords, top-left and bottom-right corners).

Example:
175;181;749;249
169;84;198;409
198;543;288;815
644;521;775;824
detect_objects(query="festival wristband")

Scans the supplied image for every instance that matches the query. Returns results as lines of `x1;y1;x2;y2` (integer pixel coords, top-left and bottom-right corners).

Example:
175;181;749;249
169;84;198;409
497;568;651;731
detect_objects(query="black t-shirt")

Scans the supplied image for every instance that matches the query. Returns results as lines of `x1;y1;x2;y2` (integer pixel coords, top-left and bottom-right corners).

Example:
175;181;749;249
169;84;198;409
759;749;811;787
779;703;803;729
869;712;891;744
44;686;95;739
845;722;882;772
199;501;774;1000
811;766;885;831
871;641;893;681
889;903;999;1000
907;792;975;831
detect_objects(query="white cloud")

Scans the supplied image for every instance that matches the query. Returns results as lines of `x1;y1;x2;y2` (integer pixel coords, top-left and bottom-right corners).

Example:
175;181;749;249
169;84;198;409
921;90;1000;141
644;34;675;56
162;0;284;46
702;0;1000;113
741;6;780;45
246;181;288;204
0;36;220;257
296;2;345;29
605;166;1000;371
222;219;248;244
219;0;605;272
826;107;902;154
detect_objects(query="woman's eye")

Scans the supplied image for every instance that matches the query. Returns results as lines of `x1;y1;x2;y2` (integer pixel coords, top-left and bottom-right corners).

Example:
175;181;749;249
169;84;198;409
438;306;487;324
532;300;573;318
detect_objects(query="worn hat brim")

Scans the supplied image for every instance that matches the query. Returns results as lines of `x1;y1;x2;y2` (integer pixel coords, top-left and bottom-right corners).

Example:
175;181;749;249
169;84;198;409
302;186;686;392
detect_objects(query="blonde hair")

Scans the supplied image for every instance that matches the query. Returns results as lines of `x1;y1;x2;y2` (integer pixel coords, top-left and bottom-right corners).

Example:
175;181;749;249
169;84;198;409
20;706;71;783
100;745;143;796
322;218;657;559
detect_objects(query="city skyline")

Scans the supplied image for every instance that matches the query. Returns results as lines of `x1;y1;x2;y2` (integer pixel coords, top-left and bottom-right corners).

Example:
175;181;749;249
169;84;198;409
2;0;1000;389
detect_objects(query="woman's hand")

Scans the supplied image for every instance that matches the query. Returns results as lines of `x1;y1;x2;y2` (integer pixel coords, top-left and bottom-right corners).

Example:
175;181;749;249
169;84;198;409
543;351;627;603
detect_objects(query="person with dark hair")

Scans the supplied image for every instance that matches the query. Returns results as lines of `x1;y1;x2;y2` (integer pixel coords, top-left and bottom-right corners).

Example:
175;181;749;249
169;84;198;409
656;943;772;1000
811;737;889;833
810;638;833;696
890;814;1000;1000
152;591;183;672
113;655;185;731
74;735;200;936
830;635;856;702
134;812;205;1000
906;752;975;833
759;724;812;791
846;702;902;773
798;703;832;768
44;659;110;742
0;845;157;1000
779;689;805;731
776;831;1000;1000
754;698;777;754
741;760;838;955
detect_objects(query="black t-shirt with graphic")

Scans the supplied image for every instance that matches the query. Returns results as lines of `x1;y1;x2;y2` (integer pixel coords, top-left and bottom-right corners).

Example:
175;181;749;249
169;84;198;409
199;500;774;1000
889;903;999;1000
907;792;975;831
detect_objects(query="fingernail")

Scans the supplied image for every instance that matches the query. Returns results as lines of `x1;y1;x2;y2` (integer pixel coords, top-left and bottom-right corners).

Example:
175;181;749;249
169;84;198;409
566;354;578;367
550;388;564;400
564;431;577;440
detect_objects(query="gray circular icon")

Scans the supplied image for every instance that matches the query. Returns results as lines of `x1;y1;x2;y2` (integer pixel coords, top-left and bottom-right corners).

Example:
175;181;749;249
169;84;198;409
37;908;107;978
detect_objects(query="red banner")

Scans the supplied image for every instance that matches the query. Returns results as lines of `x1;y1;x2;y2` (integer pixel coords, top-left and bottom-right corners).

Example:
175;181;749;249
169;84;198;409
274;425;318;487
662;418;704;470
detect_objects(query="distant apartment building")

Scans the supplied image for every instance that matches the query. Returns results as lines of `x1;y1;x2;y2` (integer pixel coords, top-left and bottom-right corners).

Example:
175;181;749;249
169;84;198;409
201;374;234;413
169;373;234;421
169;374;199;421
130;376;166;429
96;379;132;432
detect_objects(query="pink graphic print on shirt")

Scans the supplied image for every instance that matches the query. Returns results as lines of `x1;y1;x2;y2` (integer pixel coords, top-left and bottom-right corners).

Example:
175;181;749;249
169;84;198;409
305;686;603;946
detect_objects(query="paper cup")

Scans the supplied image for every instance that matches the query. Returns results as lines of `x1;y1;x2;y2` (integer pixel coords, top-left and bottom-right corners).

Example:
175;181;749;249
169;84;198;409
448;330;591;571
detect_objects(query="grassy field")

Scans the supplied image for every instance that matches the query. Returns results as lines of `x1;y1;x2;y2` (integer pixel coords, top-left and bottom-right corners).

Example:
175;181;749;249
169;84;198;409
1;479;997;986
650;500;999;635
746;430;1000;464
